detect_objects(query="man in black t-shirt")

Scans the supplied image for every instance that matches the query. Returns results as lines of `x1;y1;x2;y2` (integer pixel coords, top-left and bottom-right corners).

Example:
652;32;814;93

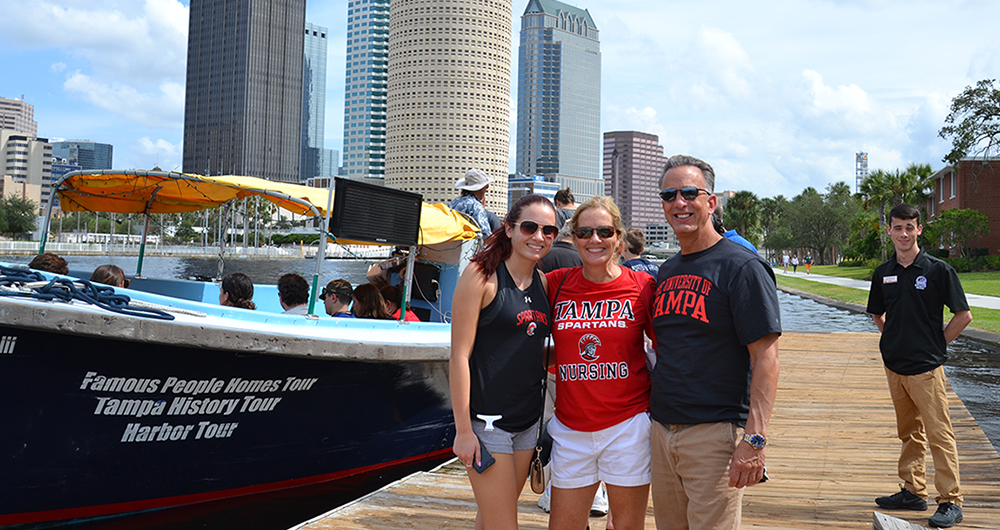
649;155;781;530
867;204;971;528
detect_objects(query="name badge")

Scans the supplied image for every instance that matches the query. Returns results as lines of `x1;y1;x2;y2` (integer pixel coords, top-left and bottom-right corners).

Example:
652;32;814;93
883;275;898;284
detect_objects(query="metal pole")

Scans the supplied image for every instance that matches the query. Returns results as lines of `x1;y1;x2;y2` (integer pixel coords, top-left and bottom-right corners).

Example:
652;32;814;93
400;248;416;323
307;178;336;316
38;189;58;254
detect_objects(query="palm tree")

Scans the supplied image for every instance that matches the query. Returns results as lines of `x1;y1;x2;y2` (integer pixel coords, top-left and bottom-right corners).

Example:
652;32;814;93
860;169;894;260
724;190;761;243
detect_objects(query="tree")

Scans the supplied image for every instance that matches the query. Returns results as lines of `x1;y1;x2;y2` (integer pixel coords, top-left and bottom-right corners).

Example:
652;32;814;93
724;190;761;244
0;196;38;238
939;79;1000;165
859;169;893;260
925;208;990;257
760;195;790;260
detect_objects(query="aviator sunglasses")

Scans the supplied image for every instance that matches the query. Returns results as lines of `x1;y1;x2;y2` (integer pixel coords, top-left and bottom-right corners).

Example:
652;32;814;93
574;226;617;239
515;220;558;237
659;186;709;202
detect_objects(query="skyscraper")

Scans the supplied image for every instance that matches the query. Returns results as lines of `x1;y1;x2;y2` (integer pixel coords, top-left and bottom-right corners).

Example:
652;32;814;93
300;22;336;180
515;0;602;202
0;96;38;136
1;130;52;213
182;0;305;182
384;0;512;213
52;140;113;170
343;0;389;181
603;131;667;230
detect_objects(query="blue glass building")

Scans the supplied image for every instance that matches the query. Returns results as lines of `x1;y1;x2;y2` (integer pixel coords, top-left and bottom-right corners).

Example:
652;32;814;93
515;0;602;202
51;140;113;170
342;0;389;180
301;22;337;180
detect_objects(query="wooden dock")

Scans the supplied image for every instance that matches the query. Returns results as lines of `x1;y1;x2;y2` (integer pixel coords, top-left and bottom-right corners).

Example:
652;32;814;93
294;333;1000;529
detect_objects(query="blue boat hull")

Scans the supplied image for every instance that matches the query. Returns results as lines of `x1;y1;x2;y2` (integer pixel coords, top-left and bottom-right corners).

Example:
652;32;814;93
0;324;455;527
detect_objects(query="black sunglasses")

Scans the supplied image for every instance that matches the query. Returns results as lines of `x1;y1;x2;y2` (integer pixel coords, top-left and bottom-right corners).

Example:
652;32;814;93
574;226;617;239
659;186;709;202
516;221;558;237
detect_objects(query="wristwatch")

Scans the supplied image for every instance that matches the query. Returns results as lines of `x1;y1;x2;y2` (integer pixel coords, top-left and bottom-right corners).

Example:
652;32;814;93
743;433;767;450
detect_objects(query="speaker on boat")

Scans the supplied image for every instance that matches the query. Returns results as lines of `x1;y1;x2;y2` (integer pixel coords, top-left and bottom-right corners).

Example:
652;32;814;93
329;178;422;247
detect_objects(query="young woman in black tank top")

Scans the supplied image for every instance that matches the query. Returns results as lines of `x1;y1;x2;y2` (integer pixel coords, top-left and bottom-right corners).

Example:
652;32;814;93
451;193;558;528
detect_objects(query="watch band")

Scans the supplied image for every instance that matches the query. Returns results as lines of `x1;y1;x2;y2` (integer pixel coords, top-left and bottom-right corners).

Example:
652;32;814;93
743;433;767;449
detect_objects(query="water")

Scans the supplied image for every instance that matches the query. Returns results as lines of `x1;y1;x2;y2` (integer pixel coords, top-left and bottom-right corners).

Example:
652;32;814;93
778;290;1000;454
1;254;375;287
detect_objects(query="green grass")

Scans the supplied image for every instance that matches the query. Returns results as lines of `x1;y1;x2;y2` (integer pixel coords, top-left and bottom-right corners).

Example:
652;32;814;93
775;271;1000;335
807;265;1000;297
806;264;873;280
774;274;870;305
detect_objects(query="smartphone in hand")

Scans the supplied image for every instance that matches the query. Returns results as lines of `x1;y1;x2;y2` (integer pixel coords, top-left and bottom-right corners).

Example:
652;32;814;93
472;442;495;473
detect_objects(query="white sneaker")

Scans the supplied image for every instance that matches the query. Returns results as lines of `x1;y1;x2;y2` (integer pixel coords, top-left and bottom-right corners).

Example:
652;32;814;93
537;483;551;513
590;482;608;517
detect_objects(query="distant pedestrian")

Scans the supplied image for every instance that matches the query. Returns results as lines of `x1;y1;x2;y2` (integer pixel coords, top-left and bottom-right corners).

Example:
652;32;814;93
867;203;971;529
804;253;813;274
791;255;799;273
781;253;789;273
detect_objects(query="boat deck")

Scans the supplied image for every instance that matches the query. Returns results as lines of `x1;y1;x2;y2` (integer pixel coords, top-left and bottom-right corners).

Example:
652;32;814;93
294;332;1000;529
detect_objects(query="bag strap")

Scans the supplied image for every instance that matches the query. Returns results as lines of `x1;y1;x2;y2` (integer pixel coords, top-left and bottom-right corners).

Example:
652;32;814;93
537;269;570;443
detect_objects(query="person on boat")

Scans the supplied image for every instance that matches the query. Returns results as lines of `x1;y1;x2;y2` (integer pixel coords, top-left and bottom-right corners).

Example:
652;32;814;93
90;264;127;288
219;272;256;310
544;196;655;530
28;252;68;275
320;279;355;318
450;193;557;529
867;203;971;528
449;168;501;234
351;284;393;320
554;188;577;229
621;229;659;277
650;155;781;530
277;273;310;315
379;284;420;322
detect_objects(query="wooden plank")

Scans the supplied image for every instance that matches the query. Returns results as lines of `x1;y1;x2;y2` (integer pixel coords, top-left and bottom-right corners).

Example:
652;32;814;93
294;333;1000;530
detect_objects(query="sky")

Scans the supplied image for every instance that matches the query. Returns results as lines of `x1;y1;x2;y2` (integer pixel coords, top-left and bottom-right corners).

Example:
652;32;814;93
1;0;998;199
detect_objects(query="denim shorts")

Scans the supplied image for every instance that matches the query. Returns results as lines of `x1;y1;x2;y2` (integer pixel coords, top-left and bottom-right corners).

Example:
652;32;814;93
471;417;540;455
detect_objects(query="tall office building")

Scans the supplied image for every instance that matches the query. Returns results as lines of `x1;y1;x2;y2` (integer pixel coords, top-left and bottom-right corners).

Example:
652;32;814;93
515;0;602;202
52;140;113;170
384;0;512;213
0;96;37;136
343;0;389;180
301;22;337;180
603;131;667;231
182;0;305;182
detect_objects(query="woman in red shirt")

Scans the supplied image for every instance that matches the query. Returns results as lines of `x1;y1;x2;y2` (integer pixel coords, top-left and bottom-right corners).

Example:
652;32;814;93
545;196;655;530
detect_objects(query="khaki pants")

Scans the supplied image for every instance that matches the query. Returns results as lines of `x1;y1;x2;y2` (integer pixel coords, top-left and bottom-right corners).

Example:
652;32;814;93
651;421;742;530
885;365;962;505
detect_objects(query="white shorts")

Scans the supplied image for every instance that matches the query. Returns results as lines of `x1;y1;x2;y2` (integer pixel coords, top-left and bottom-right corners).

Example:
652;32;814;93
549;411;652;489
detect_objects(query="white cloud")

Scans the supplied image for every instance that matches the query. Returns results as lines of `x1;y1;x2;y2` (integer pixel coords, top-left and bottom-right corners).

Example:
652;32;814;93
797;69;899;139
51;62;66;73
64;72;184;129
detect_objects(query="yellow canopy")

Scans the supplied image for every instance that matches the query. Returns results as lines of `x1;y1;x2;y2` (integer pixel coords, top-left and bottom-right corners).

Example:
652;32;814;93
52;170;479;246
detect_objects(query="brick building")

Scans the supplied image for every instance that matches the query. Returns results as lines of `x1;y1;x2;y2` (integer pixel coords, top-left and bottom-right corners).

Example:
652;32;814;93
926;158;1000;255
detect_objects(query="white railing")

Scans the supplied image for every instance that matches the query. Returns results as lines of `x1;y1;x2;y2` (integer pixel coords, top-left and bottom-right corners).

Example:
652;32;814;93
0;241;392;259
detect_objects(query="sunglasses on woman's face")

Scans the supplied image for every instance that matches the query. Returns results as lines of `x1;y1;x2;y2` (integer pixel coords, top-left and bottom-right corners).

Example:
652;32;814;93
659;186;708;202
516;221;558;238
574;226;616;239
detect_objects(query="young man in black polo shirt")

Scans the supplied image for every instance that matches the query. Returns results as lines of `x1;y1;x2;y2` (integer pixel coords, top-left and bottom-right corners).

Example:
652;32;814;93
867;203;972;528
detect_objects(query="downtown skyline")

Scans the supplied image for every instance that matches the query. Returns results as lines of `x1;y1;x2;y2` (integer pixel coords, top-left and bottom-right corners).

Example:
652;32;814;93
1;0;997;200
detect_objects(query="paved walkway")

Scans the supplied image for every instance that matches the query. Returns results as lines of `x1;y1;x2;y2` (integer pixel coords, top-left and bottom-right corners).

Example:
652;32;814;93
775;268;1000;310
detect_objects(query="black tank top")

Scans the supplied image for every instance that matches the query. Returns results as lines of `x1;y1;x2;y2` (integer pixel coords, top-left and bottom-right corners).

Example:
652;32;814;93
468;261;550;432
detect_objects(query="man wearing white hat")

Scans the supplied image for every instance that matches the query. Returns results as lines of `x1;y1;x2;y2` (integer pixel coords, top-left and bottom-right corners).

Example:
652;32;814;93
449;168;499;234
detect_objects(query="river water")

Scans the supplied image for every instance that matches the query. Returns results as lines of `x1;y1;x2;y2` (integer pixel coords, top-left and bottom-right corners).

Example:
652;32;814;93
5;255;999;528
